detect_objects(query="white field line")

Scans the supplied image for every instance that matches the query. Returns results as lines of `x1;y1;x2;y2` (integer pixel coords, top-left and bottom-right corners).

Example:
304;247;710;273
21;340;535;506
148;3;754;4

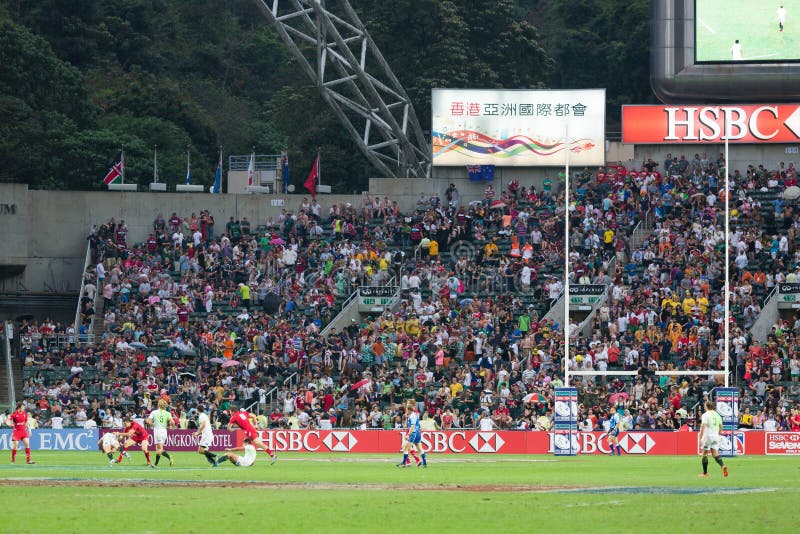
698;18;716;34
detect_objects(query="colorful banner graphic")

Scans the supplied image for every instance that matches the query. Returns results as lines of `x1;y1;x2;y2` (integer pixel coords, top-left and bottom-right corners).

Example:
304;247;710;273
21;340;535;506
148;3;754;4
432;89;606;166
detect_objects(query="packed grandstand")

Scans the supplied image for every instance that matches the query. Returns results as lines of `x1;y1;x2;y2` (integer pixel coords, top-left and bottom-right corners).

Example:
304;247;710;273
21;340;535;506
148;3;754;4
8;154;800;436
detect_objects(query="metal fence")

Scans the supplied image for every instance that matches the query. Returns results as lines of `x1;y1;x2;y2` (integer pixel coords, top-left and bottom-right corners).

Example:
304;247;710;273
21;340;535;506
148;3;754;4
228;154;283;172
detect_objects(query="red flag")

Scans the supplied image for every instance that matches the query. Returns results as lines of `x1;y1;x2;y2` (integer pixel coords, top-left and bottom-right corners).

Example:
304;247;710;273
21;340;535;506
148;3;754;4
304;153;319;198
103;160;123;185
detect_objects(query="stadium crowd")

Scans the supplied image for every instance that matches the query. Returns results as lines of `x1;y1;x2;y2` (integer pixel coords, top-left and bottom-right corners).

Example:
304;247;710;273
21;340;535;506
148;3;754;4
9;152;800;436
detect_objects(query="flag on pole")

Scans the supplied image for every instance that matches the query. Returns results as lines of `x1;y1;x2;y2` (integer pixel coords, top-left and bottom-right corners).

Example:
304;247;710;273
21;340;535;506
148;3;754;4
282;154;290;193
186;147;191;185
247;151;255;186
153;146;159;183
304;152;319;199
211;150;222;194
103;154;123;185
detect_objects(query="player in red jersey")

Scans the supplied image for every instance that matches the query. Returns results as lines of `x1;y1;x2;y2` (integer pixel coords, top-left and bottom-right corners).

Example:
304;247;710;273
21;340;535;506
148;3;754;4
116;415;153;466
8;402;35;464
227;407;277;464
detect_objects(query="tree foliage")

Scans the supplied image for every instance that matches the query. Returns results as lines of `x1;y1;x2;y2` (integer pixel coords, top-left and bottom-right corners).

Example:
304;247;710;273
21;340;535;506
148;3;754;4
0;0;649;190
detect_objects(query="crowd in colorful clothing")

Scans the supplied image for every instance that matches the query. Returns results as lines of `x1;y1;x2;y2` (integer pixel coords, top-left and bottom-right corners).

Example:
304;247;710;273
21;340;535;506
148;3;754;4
10;154;800;434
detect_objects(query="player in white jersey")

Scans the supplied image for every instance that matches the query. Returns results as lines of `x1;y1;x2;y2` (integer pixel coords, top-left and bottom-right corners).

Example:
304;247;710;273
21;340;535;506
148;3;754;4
193;405;218;465
777;5;787;32
98;432;126;466
699;400;728;478
214;437;257;467
730;40;743;60
146;399;176;467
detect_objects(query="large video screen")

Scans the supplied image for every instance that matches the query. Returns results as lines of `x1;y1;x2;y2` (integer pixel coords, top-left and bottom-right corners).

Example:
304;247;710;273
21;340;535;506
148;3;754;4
696;0;800;62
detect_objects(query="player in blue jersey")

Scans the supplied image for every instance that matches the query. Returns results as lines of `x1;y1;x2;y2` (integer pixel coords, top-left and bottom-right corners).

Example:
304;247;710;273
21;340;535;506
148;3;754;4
397;401;427;468
604;410;624;455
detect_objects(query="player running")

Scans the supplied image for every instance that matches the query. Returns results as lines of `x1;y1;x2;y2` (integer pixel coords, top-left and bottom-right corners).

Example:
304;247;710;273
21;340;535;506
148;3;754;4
146;399;176;467
227;406;277;464
778;5;787;32
8;402;35;464
98;432;126;466
117;415;153;467
397;401;427;468
213;437;257;468
193;404;218;466
699;400;729;478
604;409;624;456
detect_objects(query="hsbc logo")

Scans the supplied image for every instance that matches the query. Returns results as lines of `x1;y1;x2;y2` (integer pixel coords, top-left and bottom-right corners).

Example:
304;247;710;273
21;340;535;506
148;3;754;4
765;432;800;455
323;431;358;452
620;433;655;454
623;104;800;145
469;432;506;453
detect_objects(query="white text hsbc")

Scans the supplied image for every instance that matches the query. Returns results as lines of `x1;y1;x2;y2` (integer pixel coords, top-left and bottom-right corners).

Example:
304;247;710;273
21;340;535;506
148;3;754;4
664;106;780;141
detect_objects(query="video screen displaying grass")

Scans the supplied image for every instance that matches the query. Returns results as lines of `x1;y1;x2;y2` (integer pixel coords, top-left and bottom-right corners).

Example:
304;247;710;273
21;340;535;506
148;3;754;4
696;0;800;62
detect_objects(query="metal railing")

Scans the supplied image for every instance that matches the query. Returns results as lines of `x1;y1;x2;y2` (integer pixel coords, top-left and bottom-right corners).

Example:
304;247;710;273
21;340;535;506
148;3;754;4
228;154;282;171
73;241;93;338
2;321;14;409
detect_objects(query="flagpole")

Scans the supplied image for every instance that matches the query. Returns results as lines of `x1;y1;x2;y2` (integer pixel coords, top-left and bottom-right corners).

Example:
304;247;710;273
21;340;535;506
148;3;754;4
153;145;158;183
186;145;191;185
217;146;223;194
317;148;321;189
724;134;730;387
121;145;125;184
564;125;570;388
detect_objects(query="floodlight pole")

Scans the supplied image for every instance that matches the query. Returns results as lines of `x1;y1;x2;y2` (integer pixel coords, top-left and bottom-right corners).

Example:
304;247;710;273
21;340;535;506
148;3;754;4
724;133;730;388
564;126;571;387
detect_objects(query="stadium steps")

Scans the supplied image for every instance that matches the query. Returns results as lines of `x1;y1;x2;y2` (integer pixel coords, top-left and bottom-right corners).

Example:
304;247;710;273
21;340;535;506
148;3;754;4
0;353;24;408
91;295;105;340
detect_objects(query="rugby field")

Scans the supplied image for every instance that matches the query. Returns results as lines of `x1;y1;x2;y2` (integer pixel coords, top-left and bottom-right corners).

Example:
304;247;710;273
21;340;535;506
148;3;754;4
0;452;797;533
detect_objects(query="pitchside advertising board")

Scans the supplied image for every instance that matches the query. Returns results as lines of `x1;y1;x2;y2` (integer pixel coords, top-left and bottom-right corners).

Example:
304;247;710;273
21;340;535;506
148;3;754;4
0;429;98;451
97;429;237;451
431;89;606;167
552;387;579;456
716;388;740;458
1;428;796;454
622;104;800;144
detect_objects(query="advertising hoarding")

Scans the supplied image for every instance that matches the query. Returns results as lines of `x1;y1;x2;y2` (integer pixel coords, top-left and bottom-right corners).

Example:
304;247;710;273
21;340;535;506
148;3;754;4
432;89;605;166
622;104;800;144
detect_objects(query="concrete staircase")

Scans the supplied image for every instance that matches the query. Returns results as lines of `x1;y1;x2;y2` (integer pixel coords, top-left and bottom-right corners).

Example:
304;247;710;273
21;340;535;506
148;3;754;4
91;295;104;342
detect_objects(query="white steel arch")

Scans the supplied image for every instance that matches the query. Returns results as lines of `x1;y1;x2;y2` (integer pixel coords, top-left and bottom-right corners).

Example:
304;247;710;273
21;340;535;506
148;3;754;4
255;0;431;178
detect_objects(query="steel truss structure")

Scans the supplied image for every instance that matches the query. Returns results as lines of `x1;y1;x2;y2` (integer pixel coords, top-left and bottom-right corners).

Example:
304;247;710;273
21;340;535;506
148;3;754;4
255;0;431;178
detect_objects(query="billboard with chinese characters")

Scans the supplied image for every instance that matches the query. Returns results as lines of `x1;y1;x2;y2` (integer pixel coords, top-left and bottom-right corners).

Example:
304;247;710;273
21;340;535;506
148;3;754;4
431;89;606;167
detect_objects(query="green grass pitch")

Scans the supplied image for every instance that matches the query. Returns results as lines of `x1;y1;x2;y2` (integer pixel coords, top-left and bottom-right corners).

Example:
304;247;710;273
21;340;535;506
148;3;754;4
696;0;800;62
0;452;798;533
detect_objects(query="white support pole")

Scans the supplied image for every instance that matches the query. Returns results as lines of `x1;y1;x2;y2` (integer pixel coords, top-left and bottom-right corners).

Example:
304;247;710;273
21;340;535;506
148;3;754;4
724;135;730;387
564;128;571;387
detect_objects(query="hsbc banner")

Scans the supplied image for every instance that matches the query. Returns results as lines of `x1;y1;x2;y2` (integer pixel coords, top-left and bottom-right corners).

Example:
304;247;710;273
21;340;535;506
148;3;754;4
0;428;98;451
99;429;236;452
622;105;800;144
765;432;800;455
242;430;786;455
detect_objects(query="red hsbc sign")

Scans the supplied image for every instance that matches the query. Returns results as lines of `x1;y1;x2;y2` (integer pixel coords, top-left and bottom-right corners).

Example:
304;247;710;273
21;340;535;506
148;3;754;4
233;430;784;455
765;432;800;454
622;105;800;144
